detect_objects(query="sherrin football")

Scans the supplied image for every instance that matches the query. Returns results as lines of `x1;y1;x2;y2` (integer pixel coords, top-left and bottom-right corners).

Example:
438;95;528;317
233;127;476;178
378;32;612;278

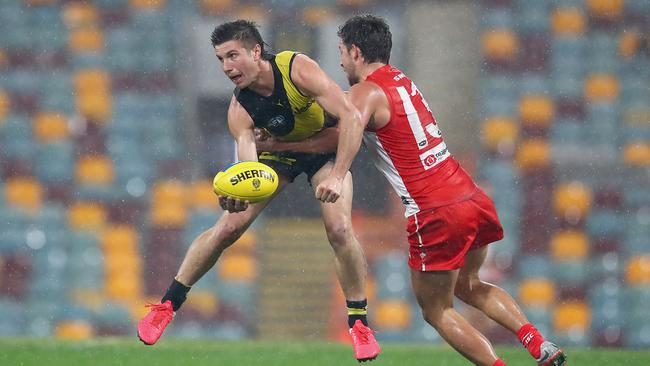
213;161;279;203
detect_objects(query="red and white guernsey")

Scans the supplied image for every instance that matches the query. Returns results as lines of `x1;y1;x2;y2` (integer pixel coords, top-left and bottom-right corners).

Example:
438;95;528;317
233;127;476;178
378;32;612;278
364;65;478;217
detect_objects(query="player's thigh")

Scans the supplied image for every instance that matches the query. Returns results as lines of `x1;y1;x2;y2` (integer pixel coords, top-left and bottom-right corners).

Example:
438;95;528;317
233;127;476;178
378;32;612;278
311;162;354;228
411;268;459;312
456;246;488;294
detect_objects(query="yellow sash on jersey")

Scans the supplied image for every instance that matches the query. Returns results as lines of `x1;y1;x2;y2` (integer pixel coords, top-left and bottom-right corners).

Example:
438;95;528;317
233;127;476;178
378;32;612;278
273;51;325;142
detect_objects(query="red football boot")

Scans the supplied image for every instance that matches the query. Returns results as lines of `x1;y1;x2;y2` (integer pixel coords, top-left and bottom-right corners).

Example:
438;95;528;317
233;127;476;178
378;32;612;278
137;300;174;345
349;320;381;362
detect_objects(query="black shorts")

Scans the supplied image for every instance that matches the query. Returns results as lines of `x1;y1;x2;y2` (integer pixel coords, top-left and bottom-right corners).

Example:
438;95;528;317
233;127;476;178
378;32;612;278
258;151;335;183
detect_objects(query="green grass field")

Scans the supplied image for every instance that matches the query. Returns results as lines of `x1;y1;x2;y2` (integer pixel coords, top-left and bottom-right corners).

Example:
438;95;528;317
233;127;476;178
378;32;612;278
1;338;648;366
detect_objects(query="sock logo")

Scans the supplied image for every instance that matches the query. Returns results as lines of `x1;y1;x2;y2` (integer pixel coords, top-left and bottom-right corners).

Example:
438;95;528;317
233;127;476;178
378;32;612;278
523;332;534;346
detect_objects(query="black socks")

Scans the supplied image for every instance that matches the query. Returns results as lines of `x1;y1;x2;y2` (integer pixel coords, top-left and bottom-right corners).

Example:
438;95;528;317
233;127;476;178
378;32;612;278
346;299;368;328
161;279;191;311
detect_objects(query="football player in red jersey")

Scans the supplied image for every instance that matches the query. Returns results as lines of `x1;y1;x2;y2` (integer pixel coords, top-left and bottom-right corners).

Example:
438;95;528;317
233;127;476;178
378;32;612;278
261;14;566;366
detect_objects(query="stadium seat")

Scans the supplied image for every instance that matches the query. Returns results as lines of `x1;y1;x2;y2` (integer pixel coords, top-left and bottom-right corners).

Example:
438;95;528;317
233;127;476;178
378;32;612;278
74;69;111;94
519;95;554;128
33;112;68;143
106;272;141;300
301;6;334;27
481;29;519;62
189;180;220;210
0;48;7;68
553;181;592;220
625;256;650;286
69;27;104;54
4;177;43;213
515;139;550;171
67;202;107;232
587;209;626;240
76;155;114;186
152;180;186;207
185;290;219;317
218;253;256;282
151;202;188;228
551;8;587;36
553;300;591;332
584;74;620;102
587;0;624;20
62;2;99;29
375;300;411;331
76;92;112;123
0;89;9;122
482;117;518;153
518;278;556;307
199;0;233;16
130;0;166;11
482;8;515;29
619;31;641;59
623;143;650;167
105;253;141;275
34;142;75;185
551;230;589;261
101;225;138;252
55;320;94;340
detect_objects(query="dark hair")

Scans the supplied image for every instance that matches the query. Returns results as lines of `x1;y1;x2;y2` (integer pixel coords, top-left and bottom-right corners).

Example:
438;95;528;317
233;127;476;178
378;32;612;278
337;14;392;64
210;19;266;55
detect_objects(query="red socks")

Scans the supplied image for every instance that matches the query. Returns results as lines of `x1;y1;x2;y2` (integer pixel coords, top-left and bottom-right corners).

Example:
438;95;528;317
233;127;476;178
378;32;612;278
517;323;544;359
492;359;507;366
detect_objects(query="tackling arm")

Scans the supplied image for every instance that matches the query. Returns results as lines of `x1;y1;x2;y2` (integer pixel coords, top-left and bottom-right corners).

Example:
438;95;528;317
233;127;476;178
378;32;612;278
290;54;364;180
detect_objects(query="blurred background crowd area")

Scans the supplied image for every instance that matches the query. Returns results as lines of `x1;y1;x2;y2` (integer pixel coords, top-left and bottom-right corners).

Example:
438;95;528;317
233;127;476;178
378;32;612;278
0;0;649;349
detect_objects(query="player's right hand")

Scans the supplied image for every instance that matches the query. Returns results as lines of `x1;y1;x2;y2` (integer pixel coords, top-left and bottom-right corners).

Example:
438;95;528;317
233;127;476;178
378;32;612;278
219;195;249;213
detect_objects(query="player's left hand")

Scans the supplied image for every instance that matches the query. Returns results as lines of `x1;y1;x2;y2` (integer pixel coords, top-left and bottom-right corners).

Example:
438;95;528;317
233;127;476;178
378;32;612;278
315;175;343;203
219;195;249;213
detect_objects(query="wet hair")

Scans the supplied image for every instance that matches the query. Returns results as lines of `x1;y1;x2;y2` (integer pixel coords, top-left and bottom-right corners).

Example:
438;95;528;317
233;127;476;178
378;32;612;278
337;14;392;64
210;19;269;57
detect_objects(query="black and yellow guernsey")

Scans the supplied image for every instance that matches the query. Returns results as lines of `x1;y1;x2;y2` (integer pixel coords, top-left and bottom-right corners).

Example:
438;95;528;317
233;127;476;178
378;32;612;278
234;51;335;182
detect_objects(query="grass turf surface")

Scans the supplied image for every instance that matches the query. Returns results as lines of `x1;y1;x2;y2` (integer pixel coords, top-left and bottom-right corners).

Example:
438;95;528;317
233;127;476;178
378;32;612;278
1;338;649;366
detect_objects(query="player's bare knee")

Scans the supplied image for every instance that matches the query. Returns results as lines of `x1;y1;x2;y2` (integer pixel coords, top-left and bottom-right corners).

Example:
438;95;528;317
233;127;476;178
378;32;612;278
325;220;352;249
213;222;245;249
421;308;444;328
454;275;480;303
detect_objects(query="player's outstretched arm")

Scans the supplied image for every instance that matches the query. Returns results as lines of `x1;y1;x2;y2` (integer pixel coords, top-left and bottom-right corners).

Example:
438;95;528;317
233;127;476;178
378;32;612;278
227;95;258;162
222;96;257;212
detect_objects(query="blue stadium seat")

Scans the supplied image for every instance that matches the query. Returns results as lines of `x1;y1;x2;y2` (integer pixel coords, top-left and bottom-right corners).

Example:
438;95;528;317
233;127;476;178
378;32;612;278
590;253;621;281
35;142;75;185
587;32;620;74
480;76;519;104
481;9;516;29
517;0;550;33
589;280;623;332
215;281;256;314
550;37;587;76
516;255;552;279
373;252;411;299
520;73;550;94
1;127;34;162
587;209;626;240
552;71;583;99
551;260;590;287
